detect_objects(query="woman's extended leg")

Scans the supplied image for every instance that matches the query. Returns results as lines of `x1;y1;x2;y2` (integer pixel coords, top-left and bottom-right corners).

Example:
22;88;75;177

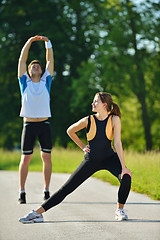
41;159;99;212
19;158;100;223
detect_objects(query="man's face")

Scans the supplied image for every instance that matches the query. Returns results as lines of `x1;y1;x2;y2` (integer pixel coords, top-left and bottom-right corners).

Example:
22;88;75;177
29;63;42;76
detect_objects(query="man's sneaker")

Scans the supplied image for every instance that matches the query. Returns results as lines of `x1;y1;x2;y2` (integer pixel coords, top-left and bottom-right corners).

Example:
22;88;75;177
18;192;26;204
44;190;50;200
19;210;44;224
115;208;128;221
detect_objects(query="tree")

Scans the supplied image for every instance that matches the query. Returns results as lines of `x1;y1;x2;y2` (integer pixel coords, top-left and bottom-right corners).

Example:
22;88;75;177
0;0;104;148
70;0;160;150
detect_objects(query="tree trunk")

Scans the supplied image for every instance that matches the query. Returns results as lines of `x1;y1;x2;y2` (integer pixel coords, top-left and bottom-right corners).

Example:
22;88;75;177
137;91;152;150
127;1;152;150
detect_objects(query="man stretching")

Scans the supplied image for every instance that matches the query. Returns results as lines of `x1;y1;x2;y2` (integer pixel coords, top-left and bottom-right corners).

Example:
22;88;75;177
18;35;54;203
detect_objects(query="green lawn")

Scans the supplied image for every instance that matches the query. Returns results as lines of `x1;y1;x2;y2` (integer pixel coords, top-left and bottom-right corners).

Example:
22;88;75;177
0;148;159;200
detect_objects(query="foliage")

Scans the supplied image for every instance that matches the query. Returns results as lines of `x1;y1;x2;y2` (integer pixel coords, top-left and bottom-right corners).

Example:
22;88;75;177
69;0;160;150
0;0;159;150
0;0;104;148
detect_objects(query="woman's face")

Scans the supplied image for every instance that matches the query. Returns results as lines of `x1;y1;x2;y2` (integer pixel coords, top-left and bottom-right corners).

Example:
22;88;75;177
92;94;106;112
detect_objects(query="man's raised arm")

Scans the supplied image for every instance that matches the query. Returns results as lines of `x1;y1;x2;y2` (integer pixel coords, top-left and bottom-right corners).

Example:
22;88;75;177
18;35;42;78
44;37;54;76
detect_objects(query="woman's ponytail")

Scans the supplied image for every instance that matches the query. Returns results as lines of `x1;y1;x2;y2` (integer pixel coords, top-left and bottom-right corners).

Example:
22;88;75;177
110;102;121;118
97;92;121;118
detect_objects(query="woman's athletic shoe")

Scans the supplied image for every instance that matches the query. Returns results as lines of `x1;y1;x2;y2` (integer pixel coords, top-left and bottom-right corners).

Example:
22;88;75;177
115;208;128;221
19;210;44;224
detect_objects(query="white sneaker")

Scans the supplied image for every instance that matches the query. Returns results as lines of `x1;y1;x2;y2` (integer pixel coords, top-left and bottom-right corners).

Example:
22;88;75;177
19;210;44;224
115;208;128;221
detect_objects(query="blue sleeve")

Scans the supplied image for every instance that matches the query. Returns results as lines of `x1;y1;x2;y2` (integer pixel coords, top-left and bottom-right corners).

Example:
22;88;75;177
18;75;27;95
45;75;52;94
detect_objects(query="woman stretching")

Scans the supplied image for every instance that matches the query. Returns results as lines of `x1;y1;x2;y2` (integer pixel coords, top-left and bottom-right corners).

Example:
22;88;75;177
19;92;132;223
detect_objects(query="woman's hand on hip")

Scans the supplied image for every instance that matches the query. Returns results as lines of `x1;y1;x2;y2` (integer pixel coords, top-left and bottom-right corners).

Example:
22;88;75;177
82;145;90;153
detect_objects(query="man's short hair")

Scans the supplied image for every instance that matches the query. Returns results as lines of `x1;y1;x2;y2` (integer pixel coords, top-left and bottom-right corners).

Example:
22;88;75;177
28;60;43;72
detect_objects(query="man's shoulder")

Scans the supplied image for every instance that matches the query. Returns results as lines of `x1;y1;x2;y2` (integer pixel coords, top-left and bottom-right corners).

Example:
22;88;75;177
18;72;30;81
41;69;52;80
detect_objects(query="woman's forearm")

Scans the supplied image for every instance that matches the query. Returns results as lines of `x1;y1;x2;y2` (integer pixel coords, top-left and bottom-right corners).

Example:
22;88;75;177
67;131;86;150
114;141;126;169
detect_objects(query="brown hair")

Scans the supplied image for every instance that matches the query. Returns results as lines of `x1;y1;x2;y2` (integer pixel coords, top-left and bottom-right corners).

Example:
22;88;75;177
97;92;121;118
28;60;43;72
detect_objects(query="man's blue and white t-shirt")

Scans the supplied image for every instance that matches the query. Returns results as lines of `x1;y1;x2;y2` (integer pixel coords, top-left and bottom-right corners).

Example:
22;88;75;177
18;69;52;118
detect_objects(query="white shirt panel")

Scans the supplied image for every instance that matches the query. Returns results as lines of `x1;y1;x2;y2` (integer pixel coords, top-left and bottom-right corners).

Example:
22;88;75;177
19;70;52;118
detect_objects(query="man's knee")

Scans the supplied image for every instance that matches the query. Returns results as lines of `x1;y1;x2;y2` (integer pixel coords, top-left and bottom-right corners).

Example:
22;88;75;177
20;154;32;165
41;151;51;163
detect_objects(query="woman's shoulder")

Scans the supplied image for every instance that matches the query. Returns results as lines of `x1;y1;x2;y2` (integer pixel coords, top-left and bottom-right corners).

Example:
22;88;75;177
111;115;121;126
83;114;94;120
111;114;120;120
77;115;90;124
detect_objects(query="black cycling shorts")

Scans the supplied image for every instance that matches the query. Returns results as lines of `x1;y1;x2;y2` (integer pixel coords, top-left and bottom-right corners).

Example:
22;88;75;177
21;120;52;155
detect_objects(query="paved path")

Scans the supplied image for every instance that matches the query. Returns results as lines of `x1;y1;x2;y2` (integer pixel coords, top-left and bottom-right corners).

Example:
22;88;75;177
0;171;160;240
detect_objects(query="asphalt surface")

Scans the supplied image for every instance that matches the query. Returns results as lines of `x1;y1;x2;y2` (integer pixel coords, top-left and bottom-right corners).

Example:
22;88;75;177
0;171;160;240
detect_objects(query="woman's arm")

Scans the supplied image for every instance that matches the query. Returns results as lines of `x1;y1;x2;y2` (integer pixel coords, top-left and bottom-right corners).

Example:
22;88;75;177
112;116;132;179
67;116;90;152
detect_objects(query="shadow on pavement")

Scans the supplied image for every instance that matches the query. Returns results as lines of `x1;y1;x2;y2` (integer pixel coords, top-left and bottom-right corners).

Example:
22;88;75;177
26;201;160;206
62;201;160;205
43;219;160;224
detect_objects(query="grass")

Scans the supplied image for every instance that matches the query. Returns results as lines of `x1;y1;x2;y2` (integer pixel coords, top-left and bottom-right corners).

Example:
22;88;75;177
0;147;160;200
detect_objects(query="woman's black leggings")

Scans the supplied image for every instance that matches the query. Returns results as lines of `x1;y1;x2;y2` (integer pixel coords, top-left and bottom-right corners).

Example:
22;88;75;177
42;153;131;211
